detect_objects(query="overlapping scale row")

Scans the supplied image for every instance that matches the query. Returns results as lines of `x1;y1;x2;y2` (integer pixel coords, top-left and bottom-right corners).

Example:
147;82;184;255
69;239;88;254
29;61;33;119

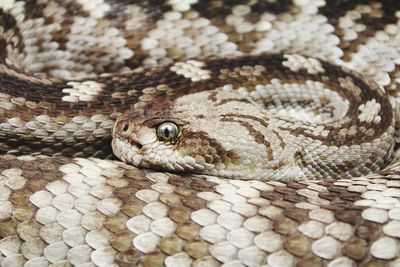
0;155;399;266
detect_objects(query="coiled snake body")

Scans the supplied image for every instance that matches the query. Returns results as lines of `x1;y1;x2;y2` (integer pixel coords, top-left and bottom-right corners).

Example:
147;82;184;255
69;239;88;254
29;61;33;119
0;1;400;266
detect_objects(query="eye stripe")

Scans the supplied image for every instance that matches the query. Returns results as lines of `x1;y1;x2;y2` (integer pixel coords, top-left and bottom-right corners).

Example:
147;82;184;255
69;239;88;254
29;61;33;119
220;117;274;161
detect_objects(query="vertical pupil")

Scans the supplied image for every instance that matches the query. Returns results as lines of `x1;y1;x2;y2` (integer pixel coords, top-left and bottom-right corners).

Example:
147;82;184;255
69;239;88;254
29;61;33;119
164;127;170;137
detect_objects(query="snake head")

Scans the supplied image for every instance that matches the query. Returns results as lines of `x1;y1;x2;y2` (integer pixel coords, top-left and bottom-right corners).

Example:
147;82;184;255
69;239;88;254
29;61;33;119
112;100;185;168
111;89;272;179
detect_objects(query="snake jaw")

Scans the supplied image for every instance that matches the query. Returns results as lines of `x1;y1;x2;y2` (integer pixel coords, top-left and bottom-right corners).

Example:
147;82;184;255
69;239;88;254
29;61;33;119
112;137;143;166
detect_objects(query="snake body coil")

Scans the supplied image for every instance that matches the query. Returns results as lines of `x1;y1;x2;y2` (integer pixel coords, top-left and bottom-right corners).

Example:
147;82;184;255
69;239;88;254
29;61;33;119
0;1;400;266
112;55;395;181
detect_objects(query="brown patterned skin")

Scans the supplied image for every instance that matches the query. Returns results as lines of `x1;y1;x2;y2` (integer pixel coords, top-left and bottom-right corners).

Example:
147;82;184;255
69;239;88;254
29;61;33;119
112;55;395;180
0;1;400;266
1;154;400;266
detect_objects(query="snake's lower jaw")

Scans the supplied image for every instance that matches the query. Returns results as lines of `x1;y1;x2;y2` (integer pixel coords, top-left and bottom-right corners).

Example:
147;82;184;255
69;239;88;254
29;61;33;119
112;137;143;166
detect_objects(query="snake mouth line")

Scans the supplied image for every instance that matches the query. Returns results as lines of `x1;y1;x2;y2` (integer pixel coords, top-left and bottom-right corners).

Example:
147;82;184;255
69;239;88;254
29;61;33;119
112;137;145;167
130;141;143;150
114;131;143;150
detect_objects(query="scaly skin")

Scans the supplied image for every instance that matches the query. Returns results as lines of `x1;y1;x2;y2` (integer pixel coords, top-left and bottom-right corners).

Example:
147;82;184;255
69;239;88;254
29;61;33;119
0;1;399;266
112;55;395;180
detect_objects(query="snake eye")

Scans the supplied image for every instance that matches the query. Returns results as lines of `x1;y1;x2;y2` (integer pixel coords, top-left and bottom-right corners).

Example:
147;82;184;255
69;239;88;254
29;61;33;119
122;122;129;132
156;122;179;141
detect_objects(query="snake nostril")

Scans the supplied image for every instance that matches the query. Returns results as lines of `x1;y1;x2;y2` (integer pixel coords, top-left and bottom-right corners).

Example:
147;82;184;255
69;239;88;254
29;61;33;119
122;122;129;132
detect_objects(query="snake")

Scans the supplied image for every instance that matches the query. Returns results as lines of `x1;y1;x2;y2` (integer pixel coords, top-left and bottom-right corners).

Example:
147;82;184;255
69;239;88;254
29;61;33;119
0;0;400;266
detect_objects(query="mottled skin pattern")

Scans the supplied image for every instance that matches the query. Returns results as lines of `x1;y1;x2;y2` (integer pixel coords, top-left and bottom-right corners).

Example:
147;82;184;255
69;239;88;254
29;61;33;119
112;56;395;180
0;1;400;267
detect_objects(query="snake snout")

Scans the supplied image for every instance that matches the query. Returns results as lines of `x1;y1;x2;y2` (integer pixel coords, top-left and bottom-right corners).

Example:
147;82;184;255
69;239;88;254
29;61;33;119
112;115;142;149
